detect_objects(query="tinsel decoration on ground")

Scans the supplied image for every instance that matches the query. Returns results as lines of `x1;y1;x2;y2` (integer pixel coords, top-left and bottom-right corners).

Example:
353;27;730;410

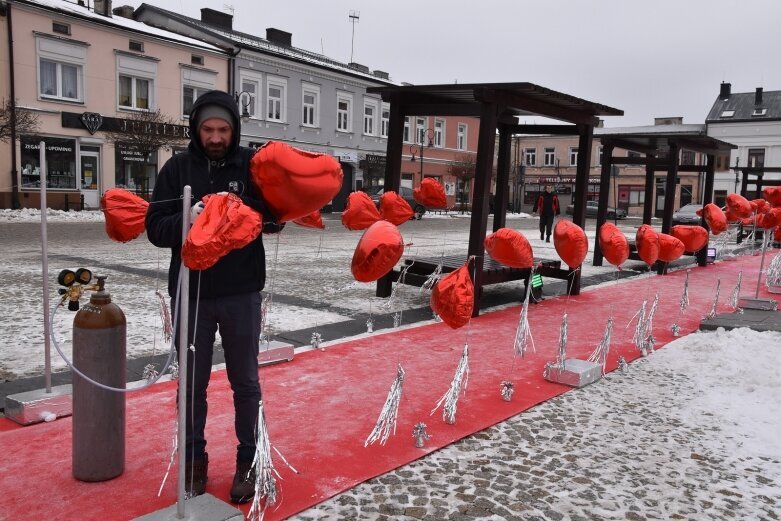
512;278;535;358
248;400;278;521
260;292;272;338
630;300;647;355
365;364;406;447
500;380;515;402
157;412;178;497
617;356;628;374
643;293;659;355
705;278;721;320
431;343;470;425
413;422;431;448
729;271;743;309
767;251;781;290
168;359;179;380
393;312;402;328
587;316;613;374
366;317;374;333
310;331;323;351
671;271;690;337
156;289;172;343
556;313;568;369
143;363;159;383
420;262;443;292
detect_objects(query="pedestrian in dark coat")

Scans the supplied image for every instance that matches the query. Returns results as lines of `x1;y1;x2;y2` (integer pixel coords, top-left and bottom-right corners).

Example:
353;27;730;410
533;185;560;242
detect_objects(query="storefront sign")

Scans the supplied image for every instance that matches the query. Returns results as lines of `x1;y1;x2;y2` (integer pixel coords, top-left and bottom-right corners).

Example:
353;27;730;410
61;111;190;139
537;176;601;184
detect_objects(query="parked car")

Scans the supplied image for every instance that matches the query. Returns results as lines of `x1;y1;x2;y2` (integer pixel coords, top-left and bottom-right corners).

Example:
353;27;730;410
564;200;627;219
367;186;426;219
672;203;703;225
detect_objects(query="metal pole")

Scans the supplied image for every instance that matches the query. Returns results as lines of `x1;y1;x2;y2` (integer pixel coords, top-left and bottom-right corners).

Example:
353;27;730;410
755;233;768;299
177;185;191;518
39;141;51;393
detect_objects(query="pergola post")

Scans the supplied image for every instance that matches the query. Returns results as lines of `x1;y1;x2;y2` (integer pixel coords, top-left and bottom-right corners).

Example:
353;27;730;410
593;143;614;266
696;154;716;267
568;124;594;295
643;156;656;225
493;123;513;231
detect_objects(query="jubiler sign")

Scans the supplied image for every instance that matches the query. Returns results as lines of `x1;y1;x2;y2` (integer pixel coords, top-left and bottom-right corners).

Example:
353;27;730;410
62;112;190;139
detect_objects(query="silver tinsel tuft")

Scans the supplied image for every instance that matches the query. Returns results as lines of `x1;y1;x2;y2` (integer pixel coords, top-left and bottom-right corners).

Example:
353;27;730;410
156;290;172;343
643;293;659;354
412;422;431;448
421;263;443;292
729;271;743;309
587;316;613;374
142;363;159;383
386;264;412;309
168;359;179;380
311;331;323;351
393;312;402;328
543;361;554;380
248;400;278;521
671;271;690;336
671;323;681;337
431;343;470;425
500;380;515;402
512;278;535;358
365;364;406;447
260;292;272;340
617;356;628;374
157;413;178;497
768;251;781;289
630;300;647;355
556;313;568;369
705;278;721;320
366;317;374;333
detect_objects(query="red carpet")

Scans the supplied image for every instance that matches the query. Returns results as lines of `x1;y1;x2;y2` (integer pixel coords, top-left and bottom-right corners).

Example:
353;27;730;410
0;252;777;520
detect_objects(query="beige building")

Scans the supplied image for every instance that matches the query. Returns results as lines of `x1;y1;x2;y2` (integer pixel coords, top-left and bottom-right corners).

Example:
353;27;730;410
1;0;229;209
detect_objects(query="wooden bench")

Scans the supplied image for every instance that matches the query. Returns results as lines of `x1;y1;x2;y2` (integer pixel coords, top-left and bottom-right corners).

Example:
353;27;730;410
376;254;568;298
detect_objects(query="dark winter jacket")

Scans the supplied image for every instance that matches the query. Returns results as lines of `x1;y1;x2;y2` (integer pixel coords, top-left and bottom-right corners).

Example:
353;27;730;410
533;192;560;218
145;90;279;299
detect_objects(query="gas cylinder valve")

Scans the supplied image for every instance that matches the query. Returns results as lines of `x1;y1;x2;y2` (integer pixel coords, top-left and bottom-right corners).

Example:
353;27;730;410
57;268;102;311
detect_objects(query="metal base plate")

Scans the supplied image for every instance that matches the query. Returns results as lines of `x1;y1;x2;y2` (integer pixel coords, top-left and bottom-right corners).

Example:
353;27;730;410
132;493;243;521
4;384;72;426
544;359;602;388
258;340;295;367
739;297;779;311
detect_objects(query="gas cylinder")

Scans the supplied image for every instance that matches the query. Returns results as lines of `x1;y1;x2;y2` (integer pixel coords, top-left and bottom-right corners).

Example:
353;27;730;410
72;276;126;482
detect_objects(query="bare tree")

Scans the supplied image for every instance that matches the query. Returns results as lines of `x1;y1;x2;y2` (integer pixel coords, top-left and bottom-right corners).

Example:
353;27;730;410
103;109;188;197
448;152;476;212
0;98;40;142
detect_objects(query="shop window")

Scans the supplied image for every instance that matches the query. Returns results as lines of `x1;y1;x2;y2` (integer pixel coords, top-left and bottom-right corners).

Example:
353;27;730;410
114;143;158;196
20;137;77;190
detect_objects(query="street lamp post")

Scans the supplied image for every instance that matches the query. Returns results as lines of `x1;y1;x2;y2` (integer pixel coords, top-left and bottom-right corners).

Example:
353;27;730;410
234;90;252;119
409;128;435;181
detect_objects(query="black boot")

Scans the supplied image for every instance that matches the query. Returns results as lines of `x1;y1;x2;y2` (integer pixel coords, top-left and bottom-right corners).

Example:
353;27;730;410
184;453;208;497
546;235;550;243
230;461;256;504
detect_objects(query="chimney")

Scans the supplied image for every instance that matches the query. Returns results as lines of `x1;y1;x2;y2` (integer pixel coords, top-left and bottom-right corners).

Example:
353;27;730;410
348;62;370;74
373;70;389;80
266;28;292;47
755;87;763;105
720;82;731;99
94;0;112;17
112;5;135;18
200;8;233;30
654;116;683;126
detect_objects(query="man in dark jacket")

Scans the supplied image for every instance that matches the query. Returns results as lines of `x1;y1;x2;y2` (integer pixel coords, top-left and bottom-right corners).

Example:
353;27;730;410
533;185;560;242
146;90;279;503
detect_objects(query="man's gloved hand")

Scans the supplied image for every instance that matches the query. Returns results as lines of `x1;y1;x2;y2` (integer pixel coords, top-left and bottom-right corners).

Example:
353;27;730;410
190;201;205;223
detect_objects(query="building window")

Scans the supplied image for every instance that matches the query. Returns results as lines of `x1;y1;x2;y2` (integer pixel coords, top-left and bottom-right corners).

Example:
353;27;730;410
239;72;261;118
720;110;735;118
20;137;77;190
681;150;695;165
182;66;216;117
337;92;352;132
266;77;286;122
403;117;411;142
129;40;144;53
752;108;767;117
416;117;427;144
524;148;536;166
618;185;646;206
363;100;377;135
457;123;467;150
37;37;86;102
544;147;556;166
52;21;70;35
302;84;319;127
191;54;204;66
597;146;603;166
434;119;444;147
116;53;156;110
381;104;390;138
569;147;579;167
748;148;765;168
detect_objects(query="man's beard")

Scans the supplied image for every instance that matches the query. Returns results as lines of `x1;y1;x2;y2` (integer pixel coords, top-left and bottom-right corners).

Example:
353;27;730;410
204;142;228;160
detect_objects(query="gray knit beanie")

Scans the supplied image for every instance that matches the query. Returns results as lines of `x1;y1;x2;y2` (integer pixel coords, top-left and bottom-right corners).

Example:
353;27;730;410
195;105;235;131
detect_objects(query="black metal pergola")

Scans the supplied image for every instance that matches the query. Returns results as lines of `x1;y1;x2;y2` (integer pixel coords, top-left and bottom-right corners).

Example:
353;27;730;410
736;167;781;197
367;82;622;315
594;126;736;271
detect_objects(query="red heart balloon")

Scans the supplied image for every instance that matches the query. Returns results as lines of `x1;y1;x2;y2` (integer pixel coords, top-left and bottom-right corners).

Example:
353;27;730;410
553;220;588;269
484;228;533;268
430;263;474;329
350;220;404;282
101;188;149;243
598;222;629;268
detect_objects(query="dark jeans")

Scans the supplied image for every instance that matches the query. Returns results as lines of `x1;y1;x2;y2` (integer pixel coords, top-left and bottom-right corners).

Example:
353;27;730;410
173;292;262;463
539;215;554;238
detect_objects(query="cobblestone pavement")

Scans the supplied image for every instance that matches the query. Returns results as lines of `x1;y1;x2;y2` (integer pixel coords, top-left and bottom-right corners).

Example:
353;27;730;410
290;355;781;521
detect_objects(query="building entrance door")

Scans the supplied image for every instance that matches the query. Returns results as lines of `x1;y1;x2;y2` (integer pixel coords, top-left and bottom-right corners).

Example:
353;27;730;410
80;152;100;209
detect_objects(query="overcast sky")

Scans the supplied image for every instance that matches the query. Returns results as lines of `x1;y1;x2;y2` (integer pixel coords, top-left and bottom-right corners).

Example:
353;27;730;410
125;0;781;127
